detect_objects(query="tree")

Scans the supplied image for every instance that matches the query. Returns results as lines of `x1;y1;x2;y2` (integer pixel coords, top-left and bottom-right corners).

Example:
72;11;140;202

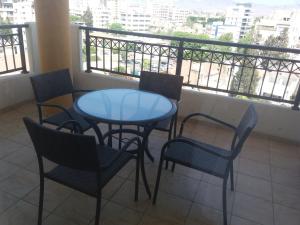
0;16;12;35
216;33;233;52
230;30;260;96
109;23;124;31
171;31;210;49
261;28;289;59
230;67;260;95
142;59;150;70
82;7;93;26
70;15;82;24
186;16;198;28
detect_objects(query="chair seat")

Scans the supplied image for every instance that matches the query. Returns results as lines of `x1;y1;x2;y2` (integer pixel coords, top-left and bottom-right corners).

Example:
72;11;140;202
44;145;133;196
165;137;231;178
44;107;91;131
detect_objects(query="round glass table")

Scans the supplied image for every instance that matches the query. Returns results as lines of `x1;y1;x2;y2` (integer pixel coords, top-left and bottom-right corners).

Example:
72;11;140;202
74;88;177;197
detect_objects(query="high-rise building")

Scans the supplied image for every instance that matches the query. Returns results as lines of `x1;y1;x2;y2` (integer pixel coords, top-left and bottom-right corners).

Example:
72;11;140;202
120;7;151;32
69;0;88;17
0;0;14;22
225;3;253;38
92;6;111;28
13;0;35;24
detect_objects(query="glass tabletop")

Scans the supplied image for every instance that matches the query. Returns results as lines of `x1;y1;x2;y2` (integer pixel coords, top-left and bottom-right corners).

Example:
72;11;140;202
74;88;176;125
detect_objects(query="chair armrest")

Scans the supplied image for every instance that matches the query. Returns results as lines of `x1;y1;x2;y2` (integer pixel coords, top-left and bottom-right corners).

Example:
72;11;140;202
179;112;236;136
37;103;74;120
101;137;141;169
161;137;231;159
56;120;83;134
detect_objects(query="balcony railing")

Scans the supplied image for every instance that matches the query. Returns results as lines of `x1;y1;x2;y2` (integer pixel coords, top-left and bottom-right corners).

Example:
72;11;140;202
0;24;28;75
80;26;300;110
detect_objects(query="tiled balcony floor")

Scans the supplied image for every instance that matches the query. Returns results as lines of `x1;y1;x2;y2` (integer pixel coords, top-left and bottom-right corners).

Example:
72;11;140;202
0;101;300;225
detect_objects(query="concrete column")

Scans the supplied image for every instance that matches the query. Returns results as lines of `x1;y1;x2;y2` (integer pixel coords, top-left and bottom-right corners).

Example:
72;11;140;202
34;0;72;115
34;0;71;72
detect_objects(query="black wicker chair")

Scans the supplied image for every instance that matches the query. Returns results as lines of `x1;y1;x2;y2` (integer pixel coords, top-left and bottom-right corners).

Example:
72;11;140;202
139;71;183;162
30;69;92;132
23;117;141;225
153;105;257;225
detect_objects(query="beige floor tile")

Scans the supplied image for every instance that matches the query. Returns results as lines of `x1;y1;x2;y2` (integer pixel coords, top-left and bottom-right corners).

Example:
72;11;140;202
102;175;125;200
270;152;300;171
271;166;300;189
0;200;48;225
201;173;237;189
0;160;19;182
0;169;39;198
243;133;270;150
186;203;223;225
270;139;300;158
43;214;80;225
23;180;72;212
117;160;136;179
194;181;234;212
172;164;204;180
99;202;143;225
3;146;35;168
230;216;261;225
146;191;192;224
157;171;199;201
0;137;24;159
236;173;272;201
240;146;270;164
238;158;271;181
272;183;300;211
0;190;18;214
111;180;150;212
53;191;106;225
274;204;300;225
233;192;273;225
138;214;183;225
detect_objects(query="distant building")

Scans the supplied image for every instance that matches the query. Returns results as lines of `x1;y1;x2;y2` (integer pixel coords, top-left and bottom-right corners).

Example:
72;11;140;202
210;21;240;42
0;0;14;22
225;3;253;39
69;0;88;17
149;0;192;31
120;7;151;32
256;10;300;48
92;6;111;28
13;0;35;24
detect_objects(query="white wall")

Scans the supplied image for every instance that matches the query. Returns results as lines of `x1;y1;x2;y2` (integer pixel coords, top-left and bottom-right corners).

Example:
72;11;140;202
0;23;39;110
74;72;300;143
0;74;34;109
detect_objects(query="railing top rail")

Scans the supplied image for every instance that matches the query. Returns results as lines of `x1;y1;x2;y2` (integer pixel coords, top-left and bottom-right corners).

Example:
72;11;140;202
0;24;29;29
79;26;300;55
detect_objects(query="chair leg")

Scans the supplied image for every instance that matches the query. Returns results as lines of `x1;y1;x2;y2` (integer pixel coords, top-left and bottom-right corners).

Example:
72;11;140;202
230;162;234;191
37;177;44;225
171;162;176;172
152;156;165;204
134;154;140;201
94;193;102;225
165;125;173;170
165;160;169;170
222;177;228;225
170;114;178;172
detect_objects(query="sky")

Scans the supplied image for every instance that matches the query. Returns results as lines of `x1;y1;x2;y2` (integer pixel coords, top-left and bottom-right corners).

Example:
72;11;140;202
234;0;299;5
175;0;300;11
